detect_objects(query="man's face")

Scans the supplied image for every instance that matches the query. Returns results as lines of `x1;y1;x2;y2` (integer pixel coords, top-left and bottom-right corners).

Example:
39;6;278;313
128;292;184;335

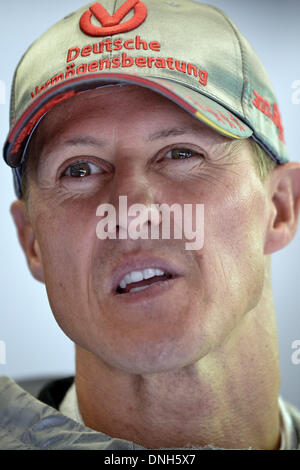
24;85;270;374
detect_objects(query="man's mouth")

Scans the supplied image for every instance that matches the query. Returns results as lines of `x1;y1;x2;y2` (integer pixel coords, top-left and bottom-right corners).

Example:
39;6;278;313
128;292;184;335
110;255;182;296
116;268;173;294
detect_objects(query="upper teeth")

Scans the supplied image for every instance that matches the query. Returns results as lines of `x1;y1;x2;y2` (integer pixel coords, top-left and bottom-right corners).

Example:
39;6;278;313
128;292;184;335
119;268;166;289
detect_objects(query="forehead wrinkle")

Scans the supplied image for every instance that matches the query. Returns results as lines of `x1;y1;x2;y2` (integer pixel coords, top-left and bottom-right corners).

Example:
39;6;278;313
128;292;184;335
146;123;229;143
147;126;200;142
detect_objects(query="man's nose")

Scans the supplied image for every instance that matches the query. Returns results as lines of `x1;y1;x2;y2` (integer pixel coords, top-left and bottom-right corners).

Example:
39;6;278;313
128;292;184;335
108;165;161;237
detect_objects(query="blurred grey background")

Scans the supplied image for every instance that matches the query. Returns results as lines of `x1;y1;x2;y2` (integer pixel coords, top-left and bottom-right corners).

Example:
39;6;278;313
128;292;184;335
0;0;299;407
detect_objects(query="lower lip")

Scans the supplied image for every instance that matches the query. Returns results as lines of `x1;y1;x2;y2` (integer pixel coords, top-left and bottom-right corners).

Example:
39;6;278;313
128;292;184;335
112;276;180;303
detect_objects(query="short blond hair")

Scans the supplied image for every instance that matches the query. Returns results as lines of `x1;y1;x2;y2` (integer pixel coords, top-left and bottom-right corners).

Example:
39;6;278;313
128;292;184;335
248;139;277;181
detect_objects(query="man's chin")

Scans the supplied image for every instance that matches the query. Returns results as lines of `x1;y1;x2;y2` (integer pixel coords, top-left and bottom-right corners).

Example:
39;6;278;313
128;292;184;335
89;335;209;377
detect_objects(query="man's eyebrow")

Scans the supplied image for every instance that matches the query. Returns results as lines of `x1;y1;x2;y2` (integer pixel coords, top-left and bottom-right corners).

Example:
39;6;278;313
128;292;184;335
33;136;108;173
37;126;208;169
146;126;202;142
64;128;203;145
44;125;204;150
61;137;107;147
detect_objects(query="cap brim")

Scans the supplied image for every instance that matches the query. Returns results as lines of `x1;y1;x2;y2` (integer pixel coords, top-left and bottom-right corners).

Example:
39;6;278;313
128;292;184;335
4;72;253;168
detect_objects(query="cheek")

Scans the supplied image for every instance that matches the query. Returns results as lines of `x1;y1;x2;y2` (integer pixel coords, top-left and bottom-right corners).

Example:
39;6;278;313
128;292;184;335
212;179;267;254
31;200;100;327
198;178;268;318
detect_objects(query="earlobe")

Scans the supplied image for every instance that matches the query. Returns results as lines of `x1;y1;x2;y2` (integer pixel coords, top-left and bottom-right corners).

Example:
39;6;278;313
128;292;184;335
10;200;45;283
264;162;300;255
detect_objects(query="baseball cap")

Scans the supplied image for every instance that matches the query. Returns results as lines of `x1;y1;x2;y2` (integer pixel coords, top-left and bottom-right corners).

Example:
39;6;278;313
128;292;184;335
3;0;289;198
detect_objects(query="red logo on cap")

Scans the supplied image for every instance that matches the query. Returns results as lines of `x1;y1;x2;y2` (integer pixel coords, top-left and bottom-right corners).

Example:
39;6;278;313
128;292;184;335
80;0;147;37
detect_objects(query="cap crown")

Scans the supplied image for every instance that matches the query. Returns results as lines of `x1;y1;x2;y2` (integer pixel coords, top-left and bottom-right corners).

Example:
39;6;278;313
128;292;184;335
7;0;288;174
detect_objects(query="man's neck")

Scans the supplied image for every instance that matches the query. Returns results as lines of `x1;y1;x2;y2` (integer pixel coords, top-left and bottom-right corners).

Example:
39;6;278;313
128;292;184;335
74;309;281;449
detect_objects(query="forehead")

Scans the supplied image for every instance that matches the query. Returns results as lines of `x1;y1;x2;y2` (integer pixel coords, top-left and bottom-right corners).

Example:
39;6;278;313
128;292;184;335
32;84;231;149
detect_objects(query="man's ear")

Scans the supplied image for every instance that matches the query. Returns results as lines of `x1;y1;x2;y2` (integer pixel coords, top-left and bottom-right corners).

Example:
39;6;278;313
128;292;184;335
10;199;45;283
264;162;300;255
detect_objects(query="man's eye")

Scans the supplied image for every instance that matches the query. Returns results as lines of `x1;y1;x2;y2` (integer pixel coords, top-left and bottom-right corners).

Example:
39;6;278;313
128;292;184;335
165;148;202;160
63;161;101;178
